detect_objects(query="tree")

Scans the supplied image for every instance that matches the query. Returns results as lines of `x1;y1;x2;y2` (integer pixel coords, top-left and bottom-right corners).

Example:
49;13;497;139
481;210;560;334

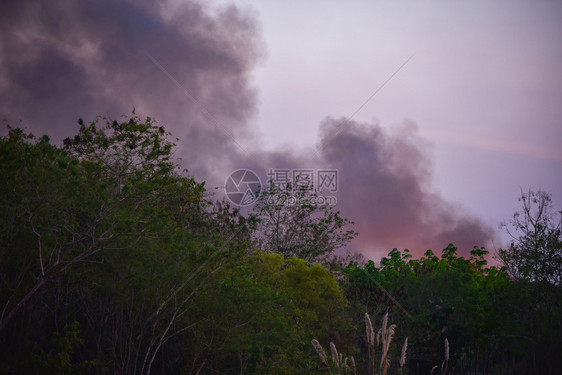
250;185;357;263
341;245;521;373
180;251;354;374
0;126;112;333
498;190;562;374
499;189;562;286
1;117;358;374
0;117;218;374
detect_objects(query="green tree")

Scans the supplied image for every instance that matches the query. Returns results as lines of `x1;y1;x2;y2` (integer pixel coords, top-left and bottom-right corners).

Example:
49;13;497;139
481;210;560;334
342;245;518;374
499;189;562;285
0;118;221;374
499;189;562;374
0;126;114;334
251;185;357;263
178;251;354;374
1;117;358;374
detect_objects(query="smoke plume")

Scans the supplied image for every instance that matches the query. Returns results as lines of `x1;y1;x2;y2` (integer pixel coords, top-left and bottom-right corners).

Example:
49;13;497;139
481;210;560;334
0;0;495;260
316;117;495;258
0;0;263;178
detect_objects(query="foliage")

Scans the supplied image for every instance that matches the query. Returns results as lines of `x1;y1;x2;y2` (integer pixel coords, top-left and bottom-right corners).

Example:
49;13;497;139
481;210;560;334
250;185;357;263
342;244;562;374
0;119;356;374
29;321;97;375
1;119;561;374
499;189;562;285
497;189;562;374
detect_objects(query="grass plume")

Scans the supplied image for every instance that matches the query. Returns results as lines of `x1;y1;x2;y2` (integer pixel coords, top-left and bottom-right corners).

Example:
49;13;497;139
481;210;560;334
311;340;356;375
431;338;450;375
312;339;329;368
400;337;408;371
365;312;405;375
314;312;416;374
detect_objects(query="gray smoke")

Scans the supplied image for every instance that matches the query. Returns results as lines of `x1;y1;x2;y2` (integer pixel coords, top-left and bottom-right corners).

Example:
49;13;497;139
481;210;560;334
0;0;496;259
233;117;495;259
0;0;263;178
316;117;496;258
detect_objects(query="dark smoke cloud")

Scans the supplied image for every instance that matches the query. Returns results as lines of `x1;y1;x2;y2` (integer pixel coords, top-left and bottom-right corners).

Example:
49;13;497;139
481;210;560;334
0;0;263;178
315;117;496;258
0;0;496;260
232;116;495;259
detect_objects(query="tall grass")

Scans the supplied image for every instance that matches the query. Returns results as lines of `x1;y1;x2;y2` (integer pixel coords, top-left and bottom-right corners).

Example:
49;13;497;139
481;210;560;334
312;311;407;375
399;337;408;374
311;339;356;375
430;338;449;375
366;312;407;375
313;312;451;374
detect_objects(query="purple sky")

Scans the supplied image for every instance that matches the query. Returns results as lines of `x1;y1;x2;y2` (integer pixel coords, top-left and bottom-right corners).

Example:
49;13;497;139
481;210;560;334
1;0;561;260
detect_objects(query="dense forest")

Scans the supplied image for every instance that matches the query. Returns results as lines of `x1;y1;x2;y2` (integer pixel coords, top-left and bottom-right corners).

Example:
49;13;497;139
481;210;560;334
1;116;561;374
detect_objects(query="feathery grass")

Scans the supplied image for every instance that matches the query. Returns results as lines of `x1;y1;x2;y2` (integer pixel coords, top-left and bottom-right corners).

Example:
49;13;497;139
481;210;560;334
314;311;414;375
399;337;408;372
311;339;356;375
431;338;450;375
366;312;403;375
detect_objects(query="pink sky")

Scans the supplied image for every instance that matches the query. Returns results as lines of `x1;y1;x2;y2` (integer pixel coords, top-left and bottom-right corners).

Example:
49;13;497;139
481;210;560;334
1;0;560;260
236;0;562;251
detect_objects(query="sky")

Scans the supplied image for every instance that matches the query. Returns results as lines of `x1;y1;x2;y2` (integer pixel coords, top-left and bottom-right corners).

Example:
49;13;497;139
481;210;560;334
1;0;561;261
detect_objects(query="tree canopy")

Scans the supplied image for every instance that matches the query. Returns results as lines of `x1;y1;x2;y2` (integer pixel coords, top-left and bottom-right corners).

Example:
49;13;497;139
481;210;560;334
499;189;562;286
1;117;560;374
